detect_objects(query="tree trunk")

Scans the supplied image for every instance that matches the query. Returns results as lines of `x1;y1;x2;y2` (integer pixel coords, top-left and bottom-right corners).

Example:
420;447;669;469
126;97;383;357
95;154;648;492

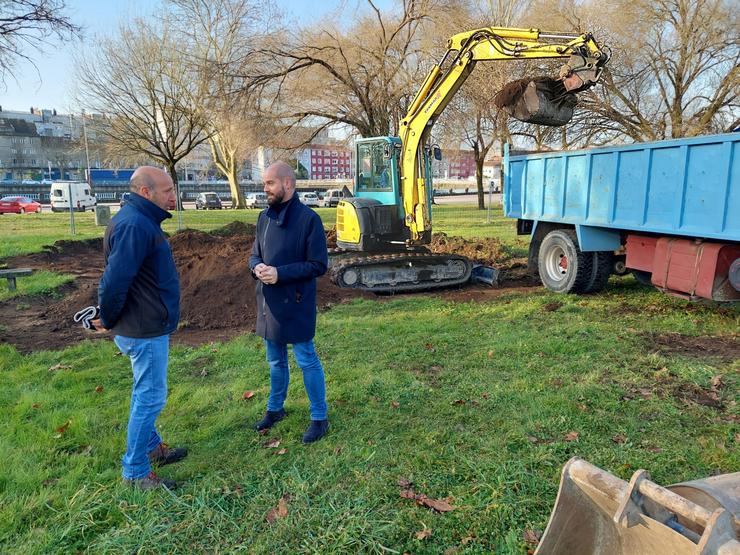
476;157;485;210
227;165;245;209
164;161;183;211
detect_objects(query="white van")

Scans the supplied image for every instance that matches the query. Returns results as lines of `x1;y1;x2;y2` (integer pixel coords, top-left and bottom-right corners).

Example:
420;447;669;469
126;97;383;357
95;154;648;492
321;189;343;207
50;182;97;212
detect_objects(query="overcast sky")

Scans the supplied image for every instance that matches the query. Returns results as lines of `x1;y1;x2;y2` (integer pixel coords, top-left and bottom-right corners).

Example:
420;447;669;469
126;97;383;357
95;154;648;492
0;0;392;114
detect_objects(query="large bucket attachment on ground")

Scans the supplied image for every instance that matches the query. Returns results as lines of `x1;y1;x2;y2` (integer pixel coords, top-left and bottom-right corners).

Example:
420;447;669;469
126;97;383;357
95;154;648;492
536;458;740;555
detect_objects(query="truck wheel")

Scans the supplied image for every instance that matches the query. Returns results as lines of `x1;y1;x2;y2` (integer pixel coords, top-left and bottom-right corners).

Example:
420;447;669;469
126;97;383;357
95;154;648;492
583;252;613;294
632;270;653;286
538;229;593;294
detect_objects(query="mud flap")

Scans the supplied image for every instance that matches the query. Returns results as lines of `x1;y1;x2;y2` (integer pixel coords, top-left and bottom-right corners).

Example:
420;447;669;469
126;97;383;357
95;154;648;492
535;458;740;555
494;77;577;126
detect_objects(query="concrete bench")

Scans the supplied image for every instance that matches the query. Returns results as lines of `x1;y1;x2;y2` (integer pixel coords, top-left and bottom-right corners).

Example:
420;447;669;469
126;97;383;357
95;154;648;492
0;268;34;291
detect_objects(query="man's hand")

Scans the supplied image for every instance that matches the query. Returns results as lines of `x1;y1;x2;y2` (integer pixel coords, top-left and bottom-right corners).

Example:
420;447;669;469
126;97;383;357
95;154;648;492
90;318;109;333
255;264;278;285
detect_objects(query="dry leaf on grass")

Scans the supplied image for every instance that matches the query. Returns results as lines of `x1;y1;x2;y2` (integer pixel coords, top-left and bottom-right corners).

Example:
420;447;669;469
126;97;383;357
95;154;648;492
275;448;287;455
48;363;72;372
397;477;412;488
31;403;40;409
334;446;343;455
94;385;104;393
424;343;435;351
523;529;542;545
263;438;281;449
54;420;71;438
242;391;255;400
710;375;724;390
399;489;455;512
415;528;432;540
564;431;580;442
612;434;627;444
266;493;291;523
391;401;400;409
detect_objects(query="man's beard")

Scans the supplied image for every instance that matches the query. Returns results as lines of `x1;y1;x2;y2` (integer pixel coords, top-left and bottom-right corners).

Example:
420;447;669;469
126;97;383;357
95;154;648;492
267;187;285;207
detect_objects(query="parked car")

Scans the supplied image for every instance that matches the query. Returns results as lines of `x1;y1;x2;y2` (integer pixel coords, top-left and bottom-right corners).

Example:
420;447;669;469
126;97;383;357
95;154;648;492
0;196;42;214
195;192;223;210
321;189;343;207
245;192;268;209
299;192;320;207
119;192;132;207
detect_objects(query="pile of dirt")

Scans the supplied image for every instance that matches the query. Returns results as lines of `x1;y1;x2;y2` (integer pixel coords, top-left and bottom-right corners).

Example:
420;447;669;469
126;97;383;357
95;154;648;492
429;233;515;266
0;224;367;353
0;222;538;353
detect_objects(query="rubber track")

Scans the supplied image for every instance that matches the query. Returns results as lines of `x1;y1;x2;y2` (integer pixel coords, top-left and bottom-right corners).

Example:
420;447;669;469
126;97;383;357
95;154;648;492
330;252;473;293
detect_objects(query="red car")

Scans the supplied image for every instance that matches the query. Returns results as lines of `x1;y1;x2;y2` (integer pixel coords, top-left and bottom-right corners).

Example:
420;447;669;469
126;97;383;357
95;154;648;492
0;196;42;214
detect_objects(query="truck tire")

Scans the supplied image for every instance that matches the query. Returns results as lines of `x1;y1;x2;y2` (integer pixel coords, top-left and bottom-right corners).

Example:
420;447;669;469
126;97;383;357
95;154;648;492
583;252;613;293
538;229;593;294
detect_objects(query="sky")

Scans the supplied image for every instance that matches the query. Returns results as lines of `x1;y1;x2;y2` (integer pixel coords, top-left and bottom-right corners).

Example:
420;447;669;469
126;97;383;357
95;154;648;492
0;0;392;114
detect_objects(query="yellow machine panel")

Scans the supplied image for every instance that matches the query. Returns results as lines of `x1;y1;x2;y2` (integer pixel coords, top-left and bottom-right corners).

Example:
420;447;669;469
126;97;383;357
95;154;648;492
336;200;361;245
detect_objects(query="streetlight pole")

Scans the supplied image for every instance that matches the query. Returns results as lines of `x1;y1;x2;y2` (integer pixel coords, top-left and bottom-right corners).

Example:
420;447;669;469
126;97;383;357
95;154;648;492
81;110;92;190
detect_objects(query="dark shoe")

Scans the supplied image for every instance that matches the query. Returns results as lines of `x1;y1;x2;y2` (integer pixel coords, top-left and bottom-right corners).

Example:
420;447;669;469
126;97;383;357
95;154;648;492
148;443;188;466
123;471;178;491
302;419;329;444
254;409;286;431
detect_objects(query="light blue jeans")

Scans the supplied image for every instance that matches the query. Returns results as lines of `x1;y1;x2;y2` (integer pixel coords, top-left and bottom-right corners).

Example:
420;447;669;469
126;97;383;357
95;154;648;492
114;335;169;480
265;339;328;421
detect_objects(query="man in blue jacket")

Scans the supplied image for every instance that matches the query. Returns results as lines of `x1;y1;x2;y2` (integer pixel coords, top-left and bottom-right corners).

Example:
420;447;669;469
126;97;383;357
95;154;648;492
249;161;330;443
94;166;186;490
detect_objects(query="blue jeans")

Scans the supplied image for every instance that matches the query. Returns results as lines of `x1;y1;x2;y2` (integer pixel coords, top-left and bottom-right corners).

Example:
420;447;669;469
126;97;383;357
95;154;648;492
265;339;327;421
114;335;169;480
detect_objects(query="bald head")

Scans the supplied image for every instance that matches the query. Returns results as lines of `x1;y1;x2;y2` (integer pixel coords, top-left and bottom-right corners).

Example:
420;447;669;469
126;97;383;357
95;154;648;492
130;166;176;211
263;161;296;206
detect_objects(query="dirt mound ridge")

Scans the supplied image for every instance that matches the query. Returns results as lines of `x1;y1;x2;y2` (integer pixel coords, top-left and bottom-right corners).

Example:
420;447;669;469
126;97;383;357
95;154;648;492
0;223;366;352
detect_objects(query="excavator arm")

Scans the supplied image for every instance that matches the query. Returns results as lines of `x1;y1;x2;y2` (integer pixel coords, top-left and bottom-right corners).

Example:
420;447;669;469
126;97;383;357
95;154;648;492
397;27;609;243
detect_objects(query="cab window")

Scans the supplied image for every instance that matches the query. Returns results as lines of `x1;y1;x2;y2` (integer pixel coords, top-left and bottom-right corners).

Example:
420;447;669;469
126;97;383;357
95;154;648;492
357;142;392;192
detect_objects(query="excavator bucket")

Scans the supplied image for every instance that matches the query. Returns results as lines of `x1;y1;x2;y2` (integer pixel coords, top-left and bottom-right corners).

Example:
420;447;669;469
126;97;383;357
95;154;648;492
535;458;740;555
494;77;577;127
495;49;608;126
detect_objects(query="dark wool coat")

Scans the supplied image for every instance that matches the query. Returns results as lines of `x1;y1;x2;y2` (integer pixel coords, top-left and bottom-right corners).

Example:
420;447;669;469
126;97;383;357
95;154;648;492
98;192;180;338
249;195;328;344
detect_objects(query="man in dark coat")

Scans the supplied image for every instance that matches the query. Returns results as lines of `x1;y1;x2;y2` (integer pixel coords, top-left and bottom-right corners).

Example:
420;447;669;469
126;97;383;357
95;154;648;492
249;161;330;443
93;166;187;490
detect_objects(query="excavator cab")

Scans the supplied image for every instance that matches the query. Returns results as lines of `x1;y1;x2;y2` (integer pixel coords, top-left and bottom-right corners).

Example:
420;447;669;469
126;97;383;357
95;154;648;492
336;136;420;252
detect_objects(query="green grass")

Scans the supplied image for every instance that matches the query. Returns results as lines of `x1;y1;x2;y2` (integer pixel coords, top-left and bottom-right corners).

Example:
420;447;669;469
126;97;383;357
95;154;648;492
0;271;74;302
0;206;737;554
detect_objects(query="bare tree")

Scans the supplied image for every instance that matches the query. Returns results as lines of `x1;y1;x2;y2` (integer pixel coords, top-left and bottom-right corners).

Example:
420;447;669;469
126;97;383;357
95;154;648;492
245;0;443;140
0;0;80;86
75;19;209;197
169;0;274;208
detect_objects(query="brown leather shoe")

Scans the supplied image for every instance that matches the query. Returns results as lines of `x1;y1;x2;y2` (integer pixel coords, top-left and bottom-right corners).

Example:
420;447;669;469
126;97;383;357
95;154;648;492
123;471;178;491
148;443;188;466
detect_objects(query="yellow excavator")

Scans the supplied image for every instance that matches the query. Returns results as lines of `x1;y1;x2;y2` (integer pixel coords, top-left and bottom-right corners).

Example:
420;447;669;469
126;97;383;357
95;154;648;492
330;27;610;292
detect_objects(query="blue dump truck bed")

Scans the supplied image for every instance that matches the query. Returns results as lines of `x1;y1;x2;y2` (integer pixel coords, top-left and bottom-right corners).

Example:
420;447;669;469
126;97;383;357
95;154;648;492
504;133;739;243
